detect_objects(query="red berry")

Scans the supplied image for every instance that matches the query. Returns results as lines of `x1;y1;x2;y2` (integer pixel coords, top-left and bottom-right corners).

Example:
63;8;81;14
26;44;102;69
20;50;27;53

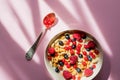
84;56;88;61
64;61;68;65
62;59;66;63
72;75;76;79
83;51;87;56
88;41;96;49
48;47;55;55
58;66;63;70
89;52;93;56
79;39;83;42
73;33;81;40
70;50;74;55
82;61;87;66
72;41;76;45
70;55;78;65
92;64;96;69
94;49;99;55
91;54;96;59
64;46;69;50
73;64;77;68
66;64;71;68
63;70;72;79
84;69;93;77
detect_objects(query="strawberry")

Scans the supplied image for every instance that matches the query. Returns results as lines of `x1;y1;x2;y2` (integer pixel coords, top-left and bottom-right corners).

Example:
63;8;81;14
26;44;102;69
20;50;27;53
63;70;72;80
94;49;99;55
84;69;93;77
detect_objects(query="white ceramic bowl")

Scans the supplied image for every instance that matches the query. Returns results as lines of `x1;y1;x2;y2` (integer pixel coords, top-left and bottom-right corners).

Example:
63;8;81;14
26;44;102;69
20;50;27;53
44;30;103;80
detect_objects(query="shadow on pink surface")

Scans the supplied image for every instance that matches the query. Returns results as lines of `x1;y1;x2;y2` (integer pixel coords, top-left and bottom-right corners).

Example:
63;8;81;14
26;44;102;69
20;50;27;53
0;22;52;80
86;0;120;80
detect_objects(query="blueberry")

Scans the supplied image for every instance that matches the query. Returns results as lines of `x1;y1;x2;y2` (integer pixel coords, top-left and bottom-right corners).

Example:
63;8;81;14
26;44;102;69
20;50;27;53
87;55;92;61
65;34;70;39
86;48;91;51
64;54;69;59
72;44;76;49
55;67;60;73
58;61;64;66
78;54;83;58
59;40;64;46
76;68;81;73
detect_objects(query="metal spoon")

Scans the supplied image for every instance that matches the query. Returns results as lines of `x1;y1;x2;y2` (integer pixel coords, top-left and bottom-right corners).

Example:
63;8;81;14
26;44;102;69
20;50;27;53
25;13;56;61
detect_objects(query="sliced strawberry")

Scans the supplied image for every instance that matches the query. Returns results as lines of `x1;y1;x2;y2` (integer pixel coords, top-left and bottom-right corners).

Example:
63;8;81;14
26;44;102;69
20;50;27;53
70;55;78;65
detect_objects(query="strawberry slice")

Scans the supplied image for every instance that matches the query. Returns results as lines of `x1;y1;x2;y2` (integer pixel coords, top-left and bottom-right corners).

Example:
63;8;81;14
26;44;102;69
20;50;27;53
84;69;93;77
63;70;72;80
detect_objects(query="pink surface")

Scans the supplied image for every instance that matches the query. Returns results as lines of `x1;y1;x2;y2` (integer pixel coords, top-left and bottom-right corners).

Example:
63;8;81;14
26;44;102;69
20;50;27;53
0;0;120;80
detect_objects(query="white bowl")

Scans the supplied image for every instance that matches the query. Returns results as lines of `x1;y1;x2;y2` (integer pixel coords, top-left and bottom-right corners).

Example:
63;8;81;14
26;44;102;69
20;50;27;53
44;30;103;80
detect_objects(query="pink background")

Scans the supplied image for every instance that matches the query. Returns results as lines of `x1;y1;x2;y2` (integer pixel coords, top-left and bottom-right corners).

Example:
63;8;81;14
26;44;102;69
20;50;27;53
0;0;120;80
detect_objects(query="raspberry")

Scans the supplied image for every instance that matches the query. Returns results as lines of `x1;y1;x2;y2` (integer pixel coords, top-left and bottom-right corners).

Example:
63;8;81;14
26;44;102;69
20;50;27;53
94;49;99;55
70;55;78;65
84;69;93;77
48;47;55;55
73;33;81;40
88;41;96;49
63;70;72;79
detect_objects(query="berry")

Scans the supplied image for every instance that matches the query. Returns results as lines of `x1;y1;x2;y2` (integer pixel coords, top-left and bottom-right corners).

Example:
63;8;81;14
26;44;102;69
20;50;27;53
48;47;55;56
87;55;92;61
59;40;64;46
58;61;64;66
47;56;52;61
66;64;71;68
70;50;74;55
81;32;86;39
73;33;81;40
83;51;87;56
71;44;76;49
84;56;88;61
65;34;70;39
78;54;83;58
88;41;96;49
76;68;82;73
63;70;72;80
70;55;78;65
64;54;69;59
82;61;87;66
73;64;77;68
94;49;99;55
55;67;60;73
84;69;93;77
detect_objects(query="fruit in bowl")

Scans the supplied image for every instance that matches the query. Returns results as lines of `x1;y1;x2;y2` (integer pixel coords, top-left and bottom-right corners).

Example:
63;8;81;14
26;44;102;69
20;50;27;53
45;30;103;80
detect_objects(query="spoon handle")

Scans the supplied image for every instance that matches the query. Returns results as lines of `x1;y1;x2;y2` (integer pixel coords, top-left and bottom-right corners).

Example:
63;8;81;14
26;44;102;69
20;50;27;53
25;29;45;61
